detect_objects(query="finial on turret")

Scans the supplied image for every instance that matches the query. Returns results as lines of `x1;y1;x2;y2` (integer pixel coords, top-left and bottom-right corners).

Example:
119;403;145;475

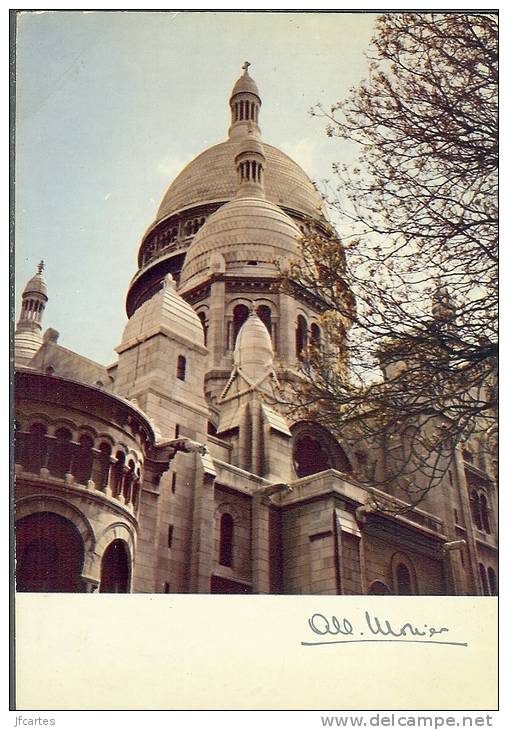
432;278;456;324
163;273;176;290
15;259;48;365
229;63;262;140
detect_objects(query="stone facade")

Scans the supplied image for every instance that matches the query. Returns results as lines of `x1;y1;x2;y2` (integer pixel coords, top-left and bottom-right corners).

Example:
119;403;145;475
14;65;498;596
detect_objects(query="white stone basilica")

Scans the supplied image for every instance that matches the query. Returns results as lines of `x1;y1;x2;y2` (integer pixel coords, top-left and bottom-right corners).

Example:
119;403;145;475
14;65;498;596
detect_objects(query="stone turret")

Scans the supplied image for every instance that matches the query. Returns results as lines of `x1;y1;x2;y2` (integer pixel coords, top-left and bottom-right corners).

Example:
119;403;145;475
114;273;208;438
217;309;292;480
432;279;457;324
15;261;48;365
228;61;262;140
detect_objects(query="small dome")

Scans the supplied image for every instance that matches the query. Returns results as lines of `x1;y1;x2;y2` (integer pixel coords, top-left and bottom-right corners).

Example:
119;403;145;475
234;310;273;374
179;197;302;292
120;274;204;347
230;68;260;100
23;266;48;298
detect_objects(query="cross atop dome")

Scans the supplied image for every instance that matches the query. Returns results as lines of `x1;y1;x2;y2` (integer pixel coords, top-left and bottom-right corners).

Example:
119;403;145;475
37;260;44;274
242;61;251;73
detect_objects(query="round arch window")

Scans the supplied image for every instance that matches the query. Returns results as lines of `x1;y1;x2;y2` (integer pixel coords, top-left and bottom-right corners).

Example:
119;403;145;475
291;422;352;478
16;512;85;592
100;540;130;593
368;580;392;595
391;553;418;595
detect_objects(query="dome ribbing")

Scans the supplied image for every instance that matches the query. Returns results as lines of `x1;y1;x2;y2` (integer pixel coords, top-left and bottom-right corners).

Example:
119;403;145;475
179;197;302;293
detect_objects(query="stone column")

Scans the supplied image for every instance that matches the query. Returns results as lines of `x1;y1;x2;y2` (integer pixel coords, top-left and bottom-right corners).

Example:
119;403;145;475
252;493;271;594
209;279;226;368
454;450;482;594
277;292;293;364
251;400;264;477
239;402;251;472
442;541;467;596
188;453;215;593
82;577;100;593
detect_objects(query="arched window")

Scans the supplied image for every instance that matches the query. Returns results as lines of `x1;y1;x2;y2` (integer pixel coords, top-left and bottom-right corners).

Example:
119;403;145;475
368;581;391;595
487;567;497;596
296;315;308;358
232;304;250;347
479;563;489;595
294;435;331;476
479;493;491;534
24;423;47;473
92;442;111;489
310;323;322;348
292;422;352;478
471;490;482;530
219;513;234;567
123;460;135;504
395;563;413;595
256;305;272;335
177;355;186;381
198;311;208;346
132;467;141;510
100;540;130;593
110;451;125;498
48;427;73;479
16;512;85;592
18;538;59;590
73;434;94;485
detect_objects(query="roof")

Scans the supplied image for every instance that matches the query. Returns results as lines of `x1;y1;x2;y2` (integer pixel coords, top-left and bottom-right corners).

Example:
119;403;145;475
23;270;48;298
230;69;261;99
261;404;292;437
120;274;204;349
234;310;274;379
179;196;302;292
155;140;324;223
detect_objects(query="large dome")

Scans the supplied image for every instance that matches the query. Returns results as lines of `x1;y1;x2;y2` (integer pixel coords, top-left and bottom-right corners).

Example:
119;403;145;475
179;196;302;293
156;141;324;223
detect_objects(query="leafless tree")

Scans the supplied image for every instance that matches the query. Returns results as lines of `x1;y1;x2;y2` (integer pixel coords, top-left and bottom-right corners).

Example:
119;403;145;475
281;13;498;512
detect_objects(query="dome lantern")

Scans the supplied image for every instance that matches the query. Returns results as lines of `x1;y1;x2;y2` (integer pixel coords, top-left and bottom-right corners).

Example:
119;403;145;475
228;62;262;141
234;124;266;199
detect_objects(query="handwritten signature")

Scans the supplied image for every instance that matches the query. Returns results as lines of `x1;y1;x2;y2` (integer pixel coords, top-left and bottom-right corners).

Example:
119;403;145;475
301;612;467;647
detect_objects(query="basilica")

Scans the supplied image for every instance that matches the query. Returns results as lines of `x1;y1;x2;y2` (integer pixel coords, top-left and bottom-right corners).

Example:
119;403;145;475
14;65;498;595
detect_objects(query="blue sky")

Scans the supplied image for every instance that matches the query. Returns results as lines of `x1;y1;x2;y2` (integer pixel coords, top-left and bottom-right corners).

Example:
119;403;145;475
15;10;377;364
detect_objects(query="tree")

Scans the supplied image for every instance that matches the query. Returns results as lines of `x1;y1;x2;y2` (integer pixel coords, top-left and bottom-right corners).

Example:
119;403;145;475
282;12;498;512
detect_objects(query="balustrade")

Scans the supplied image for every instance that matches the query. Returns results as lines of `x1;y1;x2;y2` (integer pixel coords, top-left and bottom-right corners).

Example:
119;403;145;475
15;428;141;512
